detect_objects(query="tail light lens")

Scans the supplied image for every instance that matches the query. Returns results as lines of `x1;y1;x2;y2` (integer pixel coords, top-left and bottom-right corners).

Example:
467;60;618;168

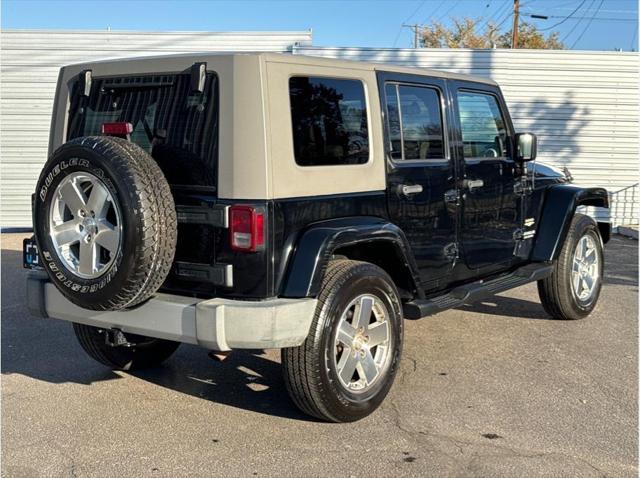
229;205;265;252
101;122;133;136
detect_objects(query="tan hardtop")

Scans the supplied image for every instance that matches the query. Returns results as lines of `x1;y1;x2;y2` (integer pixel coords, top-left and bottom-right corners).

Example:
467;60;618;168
64;51;498;86
53;52;497;201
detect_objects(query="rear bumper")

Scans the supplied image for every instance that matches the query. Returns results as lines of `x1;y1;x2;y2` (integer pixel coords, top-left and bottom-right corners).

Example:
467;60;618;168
27;272;317;351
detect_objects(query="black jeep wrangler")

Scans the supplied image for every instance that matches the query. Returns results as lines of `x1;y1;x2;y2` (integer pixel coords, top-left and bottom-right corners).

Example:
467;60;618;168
25;53;609;422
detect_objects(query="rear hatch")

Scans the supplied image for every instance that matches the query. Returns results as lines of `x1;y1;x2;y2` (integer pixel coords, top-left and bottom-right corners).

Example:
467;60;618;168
66;69;223;297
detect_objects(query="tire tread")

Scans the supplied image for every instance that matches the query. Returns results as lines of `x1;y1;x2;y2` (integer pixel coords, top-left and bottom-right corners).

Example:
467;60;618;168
282;259;402;422
538;213;603;320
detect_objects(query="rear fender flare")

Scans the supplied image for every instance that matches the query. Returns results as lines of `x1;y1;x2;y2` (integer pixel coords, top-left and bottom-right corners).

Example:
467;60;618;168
280;217;422;299
531;185;609;262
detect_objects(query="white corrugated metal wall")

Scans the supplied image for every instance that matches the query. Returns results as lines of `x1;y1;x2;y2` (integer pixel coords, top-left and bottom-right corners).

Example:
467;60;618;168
2;34;637;227
0;29;312;229
294;47;639;225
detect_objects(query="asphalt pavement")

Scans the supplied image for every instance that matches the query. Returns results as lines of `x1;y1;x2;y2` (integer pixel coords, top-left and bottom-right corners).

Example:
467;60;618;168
1;233;637;477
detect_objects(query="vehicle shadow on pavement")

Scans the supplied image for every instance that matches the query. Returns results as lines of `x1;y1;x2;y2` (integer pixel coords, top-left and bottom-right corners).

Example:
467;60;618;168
131;347;316;421
457;238;637;318
2;248;127;386
3;238;635;420
1;246;314;421
602;237;639;288
457;295;551;319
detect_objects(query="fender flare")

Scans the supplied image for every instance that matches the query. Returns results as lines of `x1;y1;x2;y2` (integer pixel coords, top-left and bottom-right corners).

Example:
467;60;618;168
531;184;609;262
280;216;422;298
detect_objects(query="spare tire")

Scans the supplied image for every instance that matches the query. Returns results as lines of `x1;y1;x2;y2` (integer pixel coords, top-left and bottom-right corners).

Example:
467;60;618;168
33;136;177;311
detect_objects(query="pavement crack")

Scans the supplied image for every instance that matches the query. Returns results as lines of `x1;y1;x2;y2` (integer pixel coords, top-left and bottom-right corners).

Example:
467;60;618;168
382;401;611;476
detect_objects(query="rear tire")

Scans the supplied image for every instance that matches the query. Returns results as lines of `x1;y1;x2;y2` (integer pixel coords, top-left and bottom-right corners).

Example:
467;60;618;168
538;213;604;320
73;323;180;370
282;260;403;422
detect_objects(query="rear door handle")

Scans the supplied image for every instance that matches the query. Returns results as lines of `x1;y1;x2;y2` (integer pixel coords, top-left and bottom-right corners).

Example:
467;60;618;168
462;179;484;191
399;184;423;197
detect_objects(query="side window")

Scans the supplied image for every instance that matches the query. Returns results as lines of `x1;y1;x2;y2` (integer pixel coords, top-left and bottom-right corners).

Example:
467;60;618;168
289;76;369;166
384;84;402;160
457;91;508;159
384;83;445;161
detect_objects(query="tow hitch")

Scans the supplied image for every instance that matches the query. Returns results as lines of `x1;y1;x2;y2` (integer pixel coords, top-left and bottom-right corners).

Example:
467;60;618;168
102;328;135;348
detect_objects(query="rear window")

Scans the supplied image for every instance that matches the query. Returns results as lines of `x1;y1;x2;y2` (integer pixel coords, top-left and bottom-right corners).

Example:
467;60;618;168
67;72;218;188
289;76;369;167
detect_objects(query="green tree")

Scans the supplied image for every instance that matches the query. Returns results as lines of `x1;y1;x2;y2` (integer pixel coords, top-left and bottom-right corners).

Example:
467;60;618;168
420;18;564;49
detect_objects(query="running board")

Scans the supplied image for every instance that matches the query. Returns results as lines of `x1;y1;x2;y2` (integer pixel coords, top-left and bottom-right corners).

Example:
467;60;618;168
403;263;553;320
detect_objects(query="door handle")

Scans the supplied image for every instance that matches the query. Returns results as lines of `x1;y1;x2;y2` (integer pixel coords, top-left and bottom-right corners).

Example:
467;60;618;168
398;184;423;197
462;179;484;191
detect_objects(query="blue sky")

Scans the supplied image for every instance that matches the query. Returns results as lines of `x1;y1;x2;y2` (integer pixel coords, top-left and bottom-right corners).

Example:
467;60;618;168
2;0;638;51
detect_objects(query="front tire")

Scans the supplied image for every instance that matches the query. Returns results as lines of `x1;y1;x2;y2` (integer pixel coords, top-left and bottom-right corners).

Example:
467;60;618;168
73;323;180;370
538;213;604;320
282;260;403;422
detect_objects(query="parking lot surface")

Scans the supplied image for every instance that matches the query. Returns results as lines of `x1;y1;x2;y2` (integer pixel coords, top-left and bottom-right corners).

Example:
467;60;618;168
2;233;637;477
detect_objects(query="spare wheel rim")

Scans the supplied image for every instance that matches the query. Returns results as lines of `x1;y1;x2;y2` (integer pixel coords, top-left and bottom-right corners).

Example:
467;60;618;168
48;171;122;279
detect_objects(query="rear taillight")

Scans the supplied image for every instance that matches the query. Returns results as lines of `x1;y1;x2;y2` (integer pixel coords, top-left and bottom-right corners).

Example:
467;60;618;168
229;205;265;252
101;122;133;136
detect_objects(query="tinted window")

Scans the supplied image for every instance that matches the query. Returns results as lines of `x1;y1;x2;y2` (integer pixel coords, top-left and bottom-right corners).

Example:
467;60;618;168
289;77;369;166
457;91;508;159
68;73;218;187
385;84;445;161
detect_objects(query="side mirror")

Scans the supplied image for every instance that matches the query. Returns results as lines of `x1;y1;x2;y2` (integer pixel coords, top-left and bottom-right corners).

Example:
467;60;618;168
515;132;537;162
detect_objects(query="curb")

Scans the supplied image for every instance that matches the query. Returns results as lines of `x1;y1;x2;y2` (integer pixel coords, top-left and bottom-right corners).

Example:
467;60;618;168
615;226;639;240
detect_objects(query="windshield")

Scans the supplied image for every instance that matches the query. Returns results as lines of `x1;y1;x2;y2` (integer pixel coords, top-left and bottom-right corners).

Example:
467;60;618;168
67;72;219;189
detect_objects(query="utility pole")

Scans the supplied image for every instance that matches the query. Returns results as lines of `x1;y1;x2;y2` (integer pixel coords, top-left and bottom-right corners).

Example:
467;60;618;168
511;0;520;49
402;23;422;48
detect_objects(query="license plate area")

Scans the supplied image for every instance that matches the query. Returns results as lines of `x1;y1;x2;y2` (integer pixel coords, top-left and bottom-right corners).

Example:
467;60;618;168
23;237;43;270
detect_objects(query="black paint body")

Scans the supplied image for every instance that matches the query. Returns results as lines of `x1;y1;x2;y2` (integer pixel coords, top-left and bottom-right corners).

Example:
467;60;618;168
154;72;609;302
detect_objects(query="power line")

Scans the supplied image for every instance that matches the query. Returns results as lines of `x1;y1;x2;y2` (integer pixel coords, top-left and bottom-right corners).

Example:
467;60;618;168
546;6;637;14
494;2;517;30
402;23;423;48
435;0;462;22
392;0;428;47
480;0;511;31
421;0;449;24
404;0;429;23
561;0;595;42
571;0;605;48
525;13;635;22
533;0;590;9
538;0;588;31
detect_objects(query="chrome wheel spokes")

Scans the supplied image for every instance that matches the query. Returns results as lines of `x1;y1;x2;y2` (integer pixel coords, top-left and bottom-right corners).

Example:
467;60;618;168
49;171;122;279
334;294;392;392
571;235;599;301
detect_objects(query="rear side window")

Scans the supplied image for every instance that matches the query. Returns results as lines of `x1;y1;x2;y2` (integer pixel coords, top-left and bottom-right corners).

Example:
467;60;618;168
67;72;219;188
384;83;445;161
457;91;508;159
289;76;369;166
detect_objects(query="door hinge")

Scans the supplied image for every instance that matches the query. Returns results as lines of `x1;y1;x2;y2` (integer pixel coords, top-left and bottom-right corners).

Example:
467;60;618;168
444;243;459;260
444;189;460;205
513;228;536;241
514;180;533;195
